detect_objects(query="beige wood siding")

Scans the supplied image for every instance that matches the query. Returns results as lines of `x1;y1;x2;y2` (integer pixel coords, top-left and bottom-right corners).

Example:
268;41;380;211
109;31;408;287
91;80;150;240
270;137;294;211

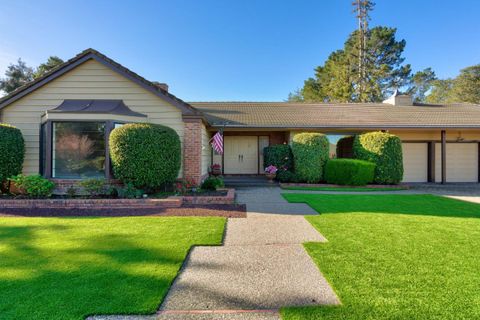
1;59;184;175
435;143;478;182
201;124;211;177
402;143;428;182
391;130;480;141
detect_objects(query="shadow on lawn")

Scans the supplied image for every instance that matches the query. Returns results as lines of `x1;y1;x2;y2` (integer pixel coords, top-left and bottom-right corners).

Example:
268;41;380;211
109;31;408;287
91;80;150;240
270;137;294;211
0;224;187;320
283;194;480;218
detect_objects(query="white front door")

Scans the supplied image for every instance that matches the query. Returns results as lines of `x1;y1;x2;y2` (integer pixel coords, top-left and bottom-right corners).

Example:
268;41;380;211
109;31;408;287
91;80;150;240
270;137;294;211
224;136;259;174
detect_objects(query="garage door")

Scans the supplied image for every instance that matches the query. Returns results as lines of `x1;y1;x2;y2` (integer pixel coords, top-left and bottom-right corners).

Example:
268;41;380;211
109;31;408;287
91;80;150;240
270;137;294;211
435;143;478;182
402;143;428;182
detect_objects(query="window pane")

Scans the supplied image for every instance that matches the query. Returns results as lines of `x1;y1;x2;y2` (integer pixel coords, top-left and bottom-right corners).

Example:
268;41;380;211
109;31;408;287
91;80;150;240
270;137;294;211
52;122;106;178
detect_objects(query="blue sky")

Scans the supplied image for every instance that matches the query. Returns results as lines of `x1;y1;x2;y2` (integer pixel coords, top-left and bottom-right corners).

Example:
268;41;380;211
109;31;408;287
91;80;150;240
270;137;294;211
0;0;479;101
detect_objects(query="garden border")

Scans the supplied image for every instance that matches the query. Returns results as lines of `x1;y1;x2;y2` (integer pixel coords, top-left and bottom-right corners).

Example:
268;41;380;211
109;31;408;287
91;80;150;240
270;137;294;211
0;189;235;209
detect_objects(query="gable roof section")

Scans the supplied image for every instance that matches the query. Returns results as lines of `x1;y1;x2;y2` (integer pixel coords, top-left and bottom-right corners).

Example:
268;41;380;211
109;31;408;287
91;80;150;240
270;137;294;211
191;101;480;129
0;48;202;117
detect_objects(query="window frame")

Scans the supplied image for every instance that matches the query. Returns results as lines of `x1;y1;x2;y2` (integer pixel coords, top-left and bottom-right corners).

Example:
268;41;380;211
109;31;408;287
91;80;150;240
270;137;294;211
41;119;127;180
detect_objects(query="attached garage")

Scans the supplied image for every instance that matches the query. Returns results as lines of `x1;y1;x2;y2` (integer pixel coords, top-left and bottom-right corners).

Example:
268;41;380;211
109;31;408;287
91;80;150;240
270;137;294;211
402;143;429;182
435;143;479;182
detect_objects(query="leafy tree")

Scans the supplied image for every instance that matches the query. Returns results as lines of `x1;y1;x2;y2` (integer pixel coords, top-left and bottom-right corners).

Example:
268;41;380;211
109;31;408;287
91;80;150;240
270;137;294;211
425;64;480;104
451;64;480;104
425;79;454;104
34;56;64;79
0;59;34;94
291;27;412;103
407;67;437;102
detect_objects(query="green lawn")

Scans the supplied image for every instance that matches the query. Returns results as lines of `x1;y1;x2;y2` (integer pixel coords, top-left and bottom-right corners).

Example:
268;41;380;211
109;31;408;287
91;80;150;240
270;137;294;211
281;194;480;320
281;186;407;192
0;217;225;320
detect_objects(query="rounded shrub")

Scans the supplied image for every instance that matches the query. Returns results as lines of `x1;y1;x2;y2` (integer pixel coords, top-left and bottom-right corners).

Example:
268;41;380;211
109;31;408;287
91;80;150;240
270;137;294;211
110;123;181;189
291;132;329;183
263;144;293;171
0;124;25;186
353;131;403;184
325;159;375;186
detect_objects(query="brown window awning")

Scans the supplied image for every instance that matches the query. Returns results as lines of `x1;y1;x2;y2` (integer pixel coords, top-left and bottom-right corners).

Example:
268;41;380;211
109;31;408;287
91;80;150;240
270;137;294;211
50;100;147;118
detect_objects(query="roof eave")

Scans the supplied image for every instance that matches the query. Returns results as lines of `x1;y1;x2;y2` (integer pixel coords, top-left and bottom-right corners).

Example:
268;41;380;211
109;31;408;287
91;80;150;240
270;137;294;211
0;49;203;117
208;124;480;130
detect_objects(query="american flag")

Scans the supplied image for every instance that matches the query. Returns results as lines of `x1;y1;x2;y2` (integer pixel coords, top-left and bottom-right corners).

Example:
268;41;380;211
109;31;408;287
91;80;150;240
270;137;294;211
211;131;224;155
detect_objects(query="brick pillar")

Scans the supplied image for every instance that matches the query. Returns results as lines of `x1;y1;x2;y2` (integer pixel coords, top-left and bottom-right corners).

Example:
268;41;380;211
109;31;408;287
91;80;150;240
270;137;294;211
183;118;203;185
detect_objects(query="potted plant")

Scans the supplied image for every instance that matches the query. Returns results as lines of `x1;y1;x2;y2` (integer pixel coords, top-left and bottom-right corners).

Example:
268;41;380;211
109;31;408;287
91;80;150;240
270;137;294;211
264;165;278;183
210;163;222;176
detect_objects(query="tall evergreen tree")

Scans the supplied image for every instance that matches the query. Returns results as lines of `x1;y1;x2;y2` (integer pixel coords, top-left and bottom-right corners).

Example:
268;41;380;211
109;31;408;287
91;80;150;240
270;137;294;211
0;58;34;94
292;27;412;103
408;68;437;102
34;56;64;79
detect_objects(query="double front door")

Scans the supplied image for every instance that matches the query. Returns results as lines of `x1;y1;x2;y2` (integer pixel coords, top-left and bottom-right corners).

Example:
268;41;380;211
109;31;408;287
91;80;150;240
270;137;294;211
224;136;259;174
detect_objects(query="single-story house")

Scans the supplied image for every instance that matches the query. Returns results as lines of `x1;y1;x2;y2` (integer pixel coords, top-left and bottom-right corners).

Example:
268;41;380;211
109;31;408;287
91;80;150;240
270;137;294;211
0;48;479;185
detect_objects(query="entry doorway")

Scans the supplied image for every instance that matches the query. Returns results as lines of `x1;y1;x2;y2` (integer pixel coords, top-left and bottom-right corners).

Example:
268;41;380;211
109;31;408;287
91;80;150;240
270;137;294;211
224;136;259;174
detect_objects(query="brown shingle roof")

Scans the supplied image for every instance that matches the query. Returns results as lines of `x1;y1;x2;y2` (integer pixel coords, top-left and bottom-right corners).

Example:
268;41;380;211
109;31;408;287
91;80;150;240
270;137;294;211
190;102;480;129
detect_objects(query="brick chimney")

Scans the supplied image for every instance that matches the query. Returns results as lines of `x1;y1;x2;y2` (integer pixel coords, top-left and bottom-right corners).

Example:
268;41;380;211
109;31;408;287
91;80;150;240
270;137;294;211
152;82;169;92
383;90;413;106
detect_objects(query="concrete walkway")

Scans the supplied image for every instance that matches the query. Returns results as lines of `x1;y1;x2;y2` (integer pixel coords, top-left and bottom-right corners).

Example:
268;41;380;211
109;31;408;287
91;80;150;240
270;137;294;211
89;187;339;320
158;187;339;319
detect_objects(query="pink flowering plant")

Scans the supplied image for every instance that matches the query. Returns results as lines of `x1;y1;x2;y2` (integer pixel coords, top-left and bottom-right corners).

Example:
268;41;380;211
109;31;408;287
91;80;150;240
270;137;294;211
265;165;278;174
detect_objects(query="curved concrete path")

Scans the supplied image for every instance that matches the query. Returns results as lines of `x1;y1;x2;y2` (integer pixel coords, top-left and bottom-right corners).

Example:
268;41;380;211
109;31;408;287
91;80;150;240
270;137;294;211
89;187;339;320
157;187;339;319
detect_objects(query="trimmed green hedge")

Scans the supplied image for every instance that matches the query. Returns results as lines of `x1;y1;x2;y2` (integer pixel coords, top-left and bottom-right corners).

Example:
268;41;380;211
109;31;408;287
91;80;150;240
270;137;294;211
353;131;403;184
0;124;25;186
263;144;293;171
325;159;375;186
276;170;299;183
110;123;181;189
291;132;329;183
336;136;354;158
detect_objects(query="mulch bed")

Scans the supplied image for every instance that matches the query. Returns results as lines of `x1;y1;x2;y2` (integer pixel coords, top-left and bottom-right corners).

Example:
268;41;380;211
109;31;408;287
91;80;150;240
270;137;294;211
0;204;246;218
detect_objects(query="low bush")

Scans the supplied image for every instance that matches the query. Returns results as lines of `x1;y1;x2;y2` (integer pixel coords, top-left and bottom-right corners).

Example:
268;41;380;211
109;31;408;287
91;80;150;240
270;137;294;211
110;123;181;189
353;131;403;184
175;178;198;194
0;124;25;190
116;182;143;199
291;133;329;183
263;144;293;171
9;174;55;198
201;176;225;190
324;159;375;186
276;170;299;183
79;178;108;197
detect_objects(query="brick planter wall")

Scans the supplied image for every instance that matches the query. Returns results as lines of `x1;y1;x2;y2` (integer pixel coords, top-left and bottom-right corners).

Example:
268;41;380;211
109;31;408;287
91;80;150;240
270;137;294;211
52;179;123;195
0;197;182;209
0;189;235;209
182;189;235;205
